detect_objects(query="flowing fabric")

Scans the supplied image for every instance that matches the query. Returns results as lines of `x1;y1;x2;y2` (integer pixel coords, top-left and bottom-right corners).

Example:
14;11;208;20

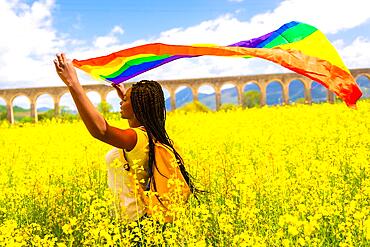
73;21;362;107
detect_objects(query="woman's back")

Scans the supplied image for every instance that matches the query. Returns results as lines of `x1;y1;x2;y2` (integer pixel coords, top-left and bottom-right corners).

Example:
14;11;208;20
105;127;149;222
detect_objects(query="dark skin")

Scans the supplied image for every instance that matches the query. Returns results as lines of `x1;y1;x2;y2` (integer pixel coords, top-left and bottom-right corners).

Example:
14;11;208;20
53;53;141;152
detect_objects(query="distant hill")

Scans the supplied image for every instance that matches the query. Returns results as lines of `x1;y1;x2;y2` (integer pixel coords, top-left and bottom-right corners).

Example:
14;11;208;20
38;107;52;112
0;105;29;113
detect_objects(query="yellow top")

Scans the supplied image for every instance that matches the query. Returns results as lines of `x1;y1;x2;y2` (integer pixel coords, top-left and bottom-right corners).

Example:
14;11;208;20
105;127;149;222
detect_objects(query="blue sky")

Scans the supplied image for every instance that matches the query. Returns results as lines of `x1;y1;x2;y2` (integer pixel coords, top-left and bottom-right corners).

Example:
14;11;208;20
52;0;280;43
1;0;370;109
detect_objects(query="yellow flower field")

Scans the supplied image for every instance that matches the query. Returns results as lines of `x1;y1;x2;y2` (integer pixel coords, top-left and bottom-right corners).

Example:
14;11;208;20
1;102;370;246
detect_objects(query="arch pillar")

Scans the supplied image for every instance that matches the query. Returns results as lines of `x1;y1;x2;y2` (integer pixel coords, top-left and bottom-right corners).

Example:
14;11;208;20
236;84;243;106
282;83;289;105
258;82;266;106
215;86;221;111
191;86;198;101
327;90;335;104
6;101;14;124
99;89;111;103
169;88;176;111
54;96;60;116
30;98;38;123
305;81;312;104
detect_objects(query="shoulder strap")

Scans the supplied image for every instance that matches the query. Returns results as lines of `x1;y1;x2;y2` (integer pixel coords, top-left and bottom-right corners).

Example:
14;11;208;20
137;126;146;132
119;149;131;171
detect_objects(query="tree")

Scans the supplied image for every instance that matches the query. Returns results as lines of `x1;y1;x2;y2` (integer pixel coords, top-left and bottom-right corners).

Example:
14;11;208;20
97;101;113;117
38;109;55;121
175;100;211;113
0;106;6;120
294;98;306;104
0;111;6;121
242;91;261;108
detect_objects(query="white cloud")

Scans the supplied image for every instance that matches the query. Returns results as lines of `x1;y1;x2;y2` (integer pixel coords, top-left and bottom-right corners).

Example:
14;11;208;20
334;37;370;69
229;0;244;2
1;0;370;96
0;0;65;88
93;25;124;49
250;0;370;34
132;0;370;81
105;0;369;82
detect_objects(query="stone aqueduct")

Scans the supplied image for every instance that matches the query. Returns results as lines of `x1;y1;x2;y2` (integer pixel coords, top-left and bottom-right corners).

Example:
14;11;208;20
1;68;369;124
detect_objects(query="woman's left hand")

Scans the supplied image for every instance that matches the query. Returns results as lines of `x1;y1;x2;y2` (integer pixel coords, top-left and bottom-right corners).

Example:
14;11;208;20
112;83;127;100
54;53;79;87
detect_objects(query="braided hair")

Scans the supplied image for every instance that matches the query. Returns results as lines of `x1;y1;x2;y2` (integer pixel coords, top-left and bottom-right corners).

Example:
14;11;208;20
130;80;196;195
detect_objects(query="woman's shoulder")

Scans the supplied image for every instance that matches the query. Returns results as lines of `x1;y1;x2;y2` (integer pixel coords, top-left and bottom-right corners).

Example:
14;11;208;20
124;127;148;154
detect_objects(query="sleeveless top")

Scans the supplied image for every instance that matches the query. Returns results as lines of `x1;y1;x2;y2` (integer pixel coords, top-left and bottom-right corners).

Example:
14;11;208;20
105;127;149;222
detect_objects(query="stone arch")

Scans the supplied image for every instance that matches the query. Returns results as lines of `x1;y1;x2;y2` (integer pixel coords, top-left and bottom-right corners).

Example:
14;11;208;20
35;93;54;107
197;84;216;110
267;79;284;88
53;90;69;116
9;93;29;104
35;94;54;120
106;90;120;112
356;74;370;99
310;81;327;103
266;80;283;105
175;85;193;109
60;92;77;114
288;79;305;103
220;83;238;105
243;81;261;108
12;95;31;122
355;73;370;81
86;90;102;107
55;90;70;101
243;81;262;92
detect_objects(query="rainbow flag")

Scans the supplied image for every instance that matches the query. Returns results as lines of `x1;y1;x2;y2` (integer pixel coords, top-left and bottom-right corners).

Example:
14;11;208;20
73;21;362;107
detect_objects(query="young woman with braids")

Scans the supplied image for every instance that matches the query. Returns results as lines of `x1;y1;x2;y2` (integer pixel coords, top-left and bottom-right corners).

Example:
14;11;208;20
53;53;195;223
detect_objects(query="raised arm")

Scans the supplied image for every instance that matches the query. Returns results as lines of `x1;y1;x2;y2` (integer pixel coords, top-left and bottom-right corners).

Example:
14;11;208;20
53;53;136;150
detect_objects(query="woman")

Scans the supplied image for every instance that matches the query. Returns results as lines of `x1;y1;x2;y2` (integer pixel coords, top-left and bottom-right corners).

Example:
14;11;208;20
53;53;194;223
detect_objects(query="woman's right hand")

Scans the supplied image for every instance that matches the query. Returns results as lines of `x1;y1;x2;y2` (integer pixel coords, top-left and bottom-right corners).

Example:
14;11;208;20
54;53;80;88
112;83;126;100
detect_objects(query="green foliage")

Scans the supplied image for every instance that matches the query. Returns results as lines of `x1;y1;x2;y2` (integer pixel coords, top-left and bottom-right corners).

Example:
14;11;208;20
19;116;33;123
0;104;6;121
0;107;30;122
335;97;343;103
219;103;240;112
294;98;306;104
175;100;211;113
97;101;113;117
38;109;56;121
242;91;261;108
0;111;6;121
0;105;6;120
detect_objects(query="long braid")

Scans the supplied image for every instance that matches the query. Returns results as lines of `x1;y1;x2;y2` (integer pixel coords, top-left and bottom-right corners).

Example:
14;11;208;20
130;80;198;195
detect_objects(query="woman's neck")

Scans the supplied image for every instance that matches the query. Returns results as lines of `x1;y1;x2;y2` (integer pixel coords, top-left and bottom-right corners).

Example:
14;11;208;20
128;118;143;128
